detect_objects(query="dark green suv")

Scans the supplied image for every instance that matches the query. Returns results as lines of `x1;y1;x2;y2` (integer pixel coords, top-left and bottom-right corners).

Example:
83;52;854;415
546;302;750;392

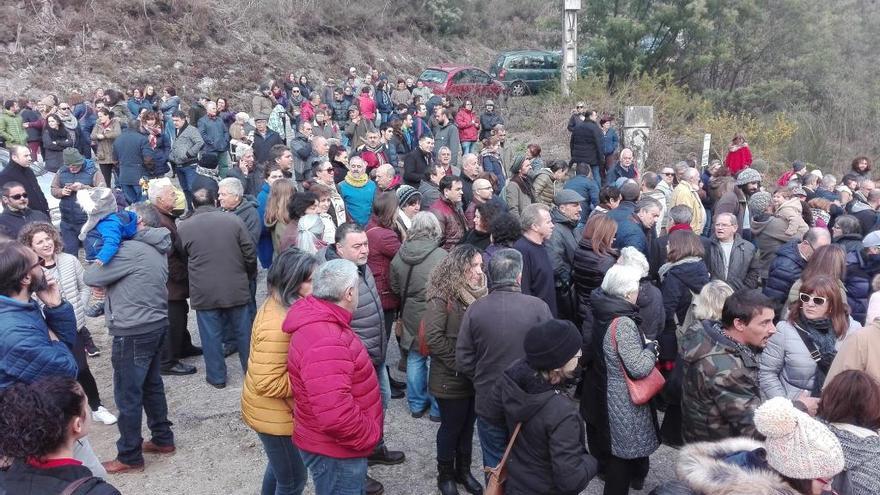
489;50;589;96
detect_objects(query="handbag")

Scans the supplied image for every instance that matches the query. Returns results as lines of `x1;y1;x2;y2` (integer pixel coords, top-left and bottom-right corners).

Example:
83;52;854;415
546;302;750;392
393;264;415;338
610;317;666;405
484;422;522;495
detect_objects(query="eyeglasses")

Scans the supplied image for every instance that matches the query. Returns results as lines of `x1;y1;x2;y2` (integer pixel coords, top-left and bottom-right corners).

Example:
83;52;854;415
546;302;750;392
663;172;674;176
292;90;300;93
58;106;70;110
576;105;584;108
7;193;28;200
799;293;827;306
714;223;734;228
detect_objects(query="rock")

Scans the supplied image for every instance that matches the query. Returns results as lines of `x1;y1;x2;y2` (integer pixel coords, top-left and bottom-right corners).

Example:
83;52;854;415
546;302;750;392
197;77;216;93
173;61;185;70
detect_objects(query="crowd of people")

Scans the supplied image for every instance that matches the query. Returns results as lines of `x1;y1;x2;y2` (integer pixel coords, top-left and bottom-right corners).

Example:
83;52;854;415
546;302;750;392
0;66;879;495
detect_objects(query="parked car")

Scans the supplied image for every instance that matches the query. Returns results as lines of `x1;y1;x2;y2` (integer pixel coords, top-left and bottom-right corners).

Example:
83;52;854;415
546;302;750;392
489;49;590;96
417;65;506;101
0;147;61;225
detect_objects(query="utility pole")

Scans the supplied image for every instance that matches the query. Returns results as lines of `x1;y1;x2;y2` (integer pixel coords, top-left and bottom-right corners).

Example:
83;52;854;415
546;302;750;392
561;0;581;96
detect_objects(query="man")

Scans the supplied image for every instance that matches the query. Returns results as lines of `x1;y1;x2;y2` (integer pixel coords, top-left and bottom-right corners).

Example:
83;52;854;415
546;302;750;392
251;115;284;165
431;108;460;169
178;188;257;389
546;189;584;320
514;203;557;317
412;103;432;142
290;120;314;184
218;178;260;247
657;166;675;204
188;95;209;126
850;188;880;236
670;167;706;234
716;167;761;237
815;174;839;202
374;163;400;192
320;223;405;488
418;164;444;211
568;108;604;183
704;213;761;291
113;118;152;204
148;180;199;376
345;107;375;152
563;163;600;225
0;145;50;217
465;177;501;229
604;147;638;187
0;99;27;146
0;181;50;238
198;101;231;178
167;110;204;209
270;144;295;180
844;231;880;325
357;130;389;172
459;153;481;209
456;249;553;469
306;136;330;181
338;157;377;227
681;290;779;442
640;171;668;235
329;88;351;126
763;227;831;305
608;181;646;251
83;203;175;473
478;100;503;141
312;110;339;140
436;146;458;177
430;175;467;250
403;136;435;187
284;259;382;495
251;84;274;120
50;148;105;254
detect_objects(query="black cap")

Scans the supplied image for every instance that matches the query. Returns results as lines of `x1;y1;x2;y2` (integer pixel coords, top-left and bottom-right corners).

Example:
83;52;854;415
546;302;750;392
523;319;581;370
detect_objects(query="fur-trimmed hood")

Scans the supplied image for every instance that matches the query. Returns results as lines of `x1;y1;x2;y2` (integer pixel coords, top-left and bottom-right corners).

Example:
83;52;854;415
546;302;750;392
671;438;800;495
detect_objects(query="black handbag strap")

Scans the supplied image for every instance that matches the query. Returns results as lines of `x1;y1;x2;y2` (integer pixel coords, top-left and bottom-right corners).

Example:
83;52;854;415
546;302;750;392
60;477;93;495
792;323;823;364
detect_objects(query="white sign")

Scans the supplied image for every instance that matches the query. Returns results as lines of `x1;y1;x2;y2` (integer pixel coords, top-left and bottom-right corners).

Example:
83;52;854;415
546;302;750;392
701;133;711;168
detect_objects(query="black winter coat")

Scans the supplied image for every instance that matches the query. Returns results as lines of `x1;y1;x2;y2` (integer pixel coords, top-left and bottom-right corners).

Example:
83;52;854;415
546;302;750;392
659;258;710;361
844;249;880;325
492;360;598;495
572;240;618;325
834;233;864;254
569;119;604;166
0;159;50;216
762;240;806;305
0;459;120;495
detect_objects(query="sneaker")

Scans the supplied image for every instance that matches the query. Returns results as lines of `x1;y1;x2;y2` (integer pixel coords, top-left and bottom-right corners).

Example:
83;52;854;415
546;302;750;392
92;406;118;425
85;341;101;357
85;300;105;318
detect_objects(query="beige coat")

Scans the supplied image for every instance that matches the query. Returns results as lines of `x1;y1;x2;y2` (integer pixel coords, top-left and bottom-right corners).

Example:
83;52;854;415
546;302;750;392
90;118;121;164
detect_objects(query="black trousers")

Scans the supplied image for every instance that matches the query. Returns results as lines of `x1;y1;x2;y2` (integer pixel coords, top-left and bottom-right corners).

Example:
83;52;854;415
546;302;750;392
436;397;476;464
72;328;102;411
162;299;195;366
603;455;649;495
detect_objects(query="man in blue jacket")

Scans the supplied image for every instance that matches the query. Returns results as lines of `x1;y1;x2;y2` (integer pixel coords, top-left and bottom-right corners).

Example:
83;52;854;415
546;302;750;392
112;119;152;204
763;228;831;306
198;101;231;178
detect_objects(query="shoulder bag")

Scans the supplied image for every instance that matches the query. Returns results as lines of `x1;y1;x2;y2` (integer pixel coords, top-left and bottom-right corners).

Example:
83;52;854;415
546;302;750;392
610;317;666;405
484;422;522;495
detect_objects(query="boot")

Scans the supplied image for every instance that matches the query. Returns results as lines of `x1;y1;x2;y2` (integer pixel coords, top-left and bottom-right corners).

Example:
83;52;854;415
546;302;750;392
365;475;384;495
455;453;483;494
437;461;459;495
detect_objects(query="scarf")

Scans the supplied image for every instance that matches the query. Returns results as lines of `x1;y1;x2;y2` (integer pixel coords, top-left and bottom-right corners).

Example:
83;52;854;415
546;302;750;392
143;124;161;149
344;173;369;188
397;209;412;230
658;256;702;282
458;274;488;308
668;223;692;233
798;315;838;361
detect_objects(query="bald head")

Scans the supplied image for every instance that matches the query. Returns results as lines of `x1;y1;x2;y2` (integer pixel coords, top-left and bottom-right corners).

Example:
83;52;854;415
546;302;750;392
473;178;493;201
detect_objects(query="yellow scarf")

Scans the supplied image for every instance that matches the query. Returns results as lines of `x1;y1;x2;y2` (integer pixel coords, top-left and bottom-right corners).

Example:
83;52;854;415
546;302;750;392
344;173;368;188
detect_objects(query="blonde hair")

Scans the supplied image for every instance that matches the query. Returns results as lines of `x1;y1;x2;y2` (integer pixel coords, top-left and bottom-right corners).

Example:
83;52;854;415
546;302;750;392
692;281;734;321
265;180;295;226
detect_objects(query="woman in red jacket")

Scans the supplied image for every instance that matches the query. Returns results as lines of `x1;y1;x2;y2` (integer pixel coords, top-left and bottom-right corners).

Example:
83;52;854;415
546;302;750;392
358;87;377;123
455;100;479;155
366;192;403;340
724;132;752;176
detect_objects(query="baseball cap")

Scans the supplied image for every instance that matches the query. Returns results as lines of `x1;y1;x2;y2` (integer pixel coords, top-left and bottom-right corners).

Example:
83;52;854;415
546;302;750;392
863;231;880;249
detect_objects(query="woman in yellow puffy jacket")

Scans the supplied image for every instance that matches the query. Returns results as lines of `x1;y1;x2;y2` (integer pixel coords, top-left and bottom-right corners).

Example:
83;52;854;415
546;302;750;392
241;248;320;495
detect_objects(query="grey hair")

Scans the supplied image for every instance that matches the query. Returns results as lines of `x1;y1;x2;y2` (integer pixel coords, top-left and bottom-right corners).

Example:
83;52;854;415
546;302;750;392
406;212;442;242
461;153;479;166
218;177;244;197
520;203;549;231
147;179;175;203
684;167;700;182
376;163;395;177
131;202;160;228
601;263;641;299
692;280;734;321
636;197;662;213
669;204;693;226
312;259;359;302
820;174;837;188
488;248;523;286
438;146;451;154
617;246;649;278
715;212;738;226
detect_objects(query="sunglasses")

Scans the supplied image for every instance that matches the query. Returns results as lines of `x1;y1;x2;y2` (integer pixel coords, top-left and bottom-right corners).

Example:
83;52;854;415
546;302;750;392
799;293;827;306
59;106;70;110
663;172;674;176
7;193;28;200
292;90;300;93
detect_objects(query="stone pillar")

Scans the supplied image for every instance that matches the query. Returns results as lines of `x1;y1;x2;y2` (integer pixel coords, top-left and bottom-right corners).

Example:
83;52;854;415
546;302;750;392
623;106;654;173
561;0;581;97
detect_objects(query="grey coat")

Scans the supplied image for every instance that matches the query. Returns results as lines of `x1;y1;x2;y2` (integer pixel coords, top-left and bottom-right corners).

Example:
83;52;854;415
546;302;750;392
229;196;261;247
389;239;447;351
828;423;880;495
502;180;533;219
759;319;861;399
431;121;461;168
168;123;204;165
83;228;171;337
419;180;441;211
602;316;660;459
703;235;761;291
546;208;580;287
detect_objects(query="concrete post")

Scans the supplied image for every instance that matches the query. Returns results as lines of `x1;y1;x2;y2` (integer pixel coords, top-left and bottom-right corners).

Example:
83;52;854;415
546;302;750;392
623;106;654;174
561;0;581;97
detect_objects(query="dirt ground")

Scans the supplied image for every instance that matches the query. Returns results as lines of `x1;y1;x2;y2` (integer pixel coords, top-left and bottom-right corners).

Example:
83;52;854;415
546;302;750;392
86;272;679;495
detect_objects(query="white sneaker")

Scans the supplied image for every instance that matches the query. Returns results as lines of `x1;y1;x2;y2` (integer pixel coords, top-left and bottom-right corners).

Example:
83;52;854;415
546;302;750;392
92;406;118;425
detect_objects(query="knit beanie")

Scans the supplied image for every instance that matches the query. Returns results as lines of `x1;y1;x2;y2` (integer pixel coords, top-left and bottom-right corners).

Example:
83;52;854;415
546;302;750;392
735;167;762;186
63;147;85;168
509;155;526;176
748;191;772;217
76;187;119;241
396;185;421;207
754;397;844;480
523;319;581;370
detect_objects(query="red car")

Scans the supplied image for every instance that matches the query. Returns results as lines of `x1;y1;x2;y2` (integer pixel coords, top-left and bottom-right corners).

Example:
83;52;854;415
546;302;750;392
417;65;506;101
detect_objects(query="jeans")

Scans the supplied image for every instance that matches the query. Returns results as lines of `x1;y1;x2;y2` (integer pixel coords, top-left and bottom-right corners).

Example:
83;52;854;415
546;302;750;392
476;416;508;470
111;329;174;465
196;305;251;385
300;452;367;495
604;455;649;495
406;350;439;417
375;363;391;410
257;432;308;495
461;141;475;155
177;164;197;209
120;184;142;204
436;397;475;464
60;221;84;256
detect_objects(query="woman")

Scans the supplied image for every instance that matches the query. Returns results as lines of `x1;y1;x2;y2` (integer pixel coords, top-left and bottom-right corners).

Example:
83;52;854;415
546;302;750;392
70;92;96;159
366;192;403;342
43;113;74;172
850;156;872;180
723;132;752;176
454;100;479;155
807;197;832;228
819;371;880;495
390;78;412;108
0;377;121;494
126;88;151;118
254;163;284;268
19;222;116;425
329;143;349;183
526;143;544;172
90;107;121;186
531;159;568;207
503;155;534;218
158;86;180;145
483;211;521;266
395;184;422;237
308;183;338;244
227;147;261;197
585;262;659;494
784;244;848;315
279;191;319;253
216;97;235;128
658;230;710;363
591;185;621;218
103;89;132;128
390;212;447;412
357;87;377;123
375;81;394;124
294;214;326;255
479;138;505;191
143;85;159;109
423;244;488;495
493;320;598;495
601;115;619;170
572;213;619;325
760;275;862;400
242;249;319;495
264;179;296;257
832;214;864;254
139;111;170;178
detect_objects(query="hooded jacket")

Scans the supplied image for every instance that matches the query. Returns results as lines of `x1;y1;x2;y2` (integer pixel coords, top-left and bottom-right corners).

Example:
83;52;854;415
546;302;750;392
546;208;579;287
83;227;171;336
282;296;382;458
0;109;26;145
762;240;806;305
491;360;598;495
775;197;810;238
390;240;447;351
0;297;78;388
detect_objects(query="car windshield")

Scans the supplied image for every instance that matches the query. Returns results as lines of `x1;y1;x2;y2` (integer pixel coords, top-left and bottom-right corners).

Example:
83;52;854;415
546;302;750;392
418;69;448;84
